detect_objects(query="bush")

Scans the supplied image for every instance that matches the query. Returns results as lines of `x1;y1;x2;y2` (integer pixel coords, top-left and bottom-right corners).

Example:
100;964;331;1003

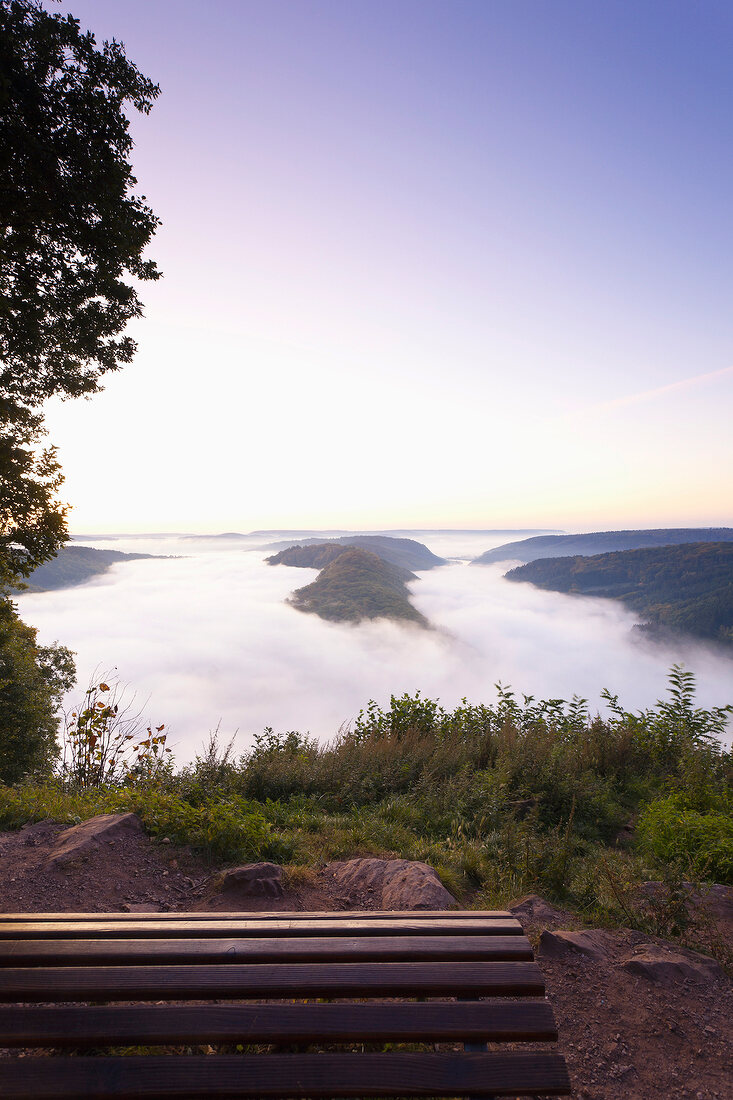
0;782;293;866
0;597;75;783
637;792;733;884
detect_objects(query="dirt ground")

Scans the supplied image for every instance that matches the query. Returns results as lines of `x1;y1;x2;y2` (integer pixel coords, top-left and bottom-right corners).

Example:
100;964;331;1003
0;818;731;1099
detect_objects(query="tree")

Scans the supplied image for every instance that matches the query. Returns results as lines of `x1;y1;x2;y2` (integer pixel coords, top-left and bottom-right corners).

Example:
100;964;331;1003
0;596;75;783
0;0;162;409
0;0;159;780
0;397;67;587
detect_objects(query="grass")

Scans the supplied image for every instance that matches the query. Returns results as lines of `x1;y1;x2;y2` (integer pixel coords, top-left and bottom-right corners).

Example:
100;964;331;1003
1;668;731;962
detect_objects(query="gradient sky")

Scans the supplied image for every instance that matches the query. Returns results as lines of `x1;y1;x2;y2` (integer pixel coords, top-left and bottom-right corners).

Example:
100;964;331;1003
43;0;733;532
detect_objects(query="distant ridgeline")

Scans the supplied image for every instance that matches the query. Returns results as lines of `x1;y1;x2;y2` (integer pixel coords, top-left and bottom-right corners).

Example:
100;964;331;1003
267;536;445;626
266;535;445;572
473;527;733;565
16;545;154;593
506;542;733;646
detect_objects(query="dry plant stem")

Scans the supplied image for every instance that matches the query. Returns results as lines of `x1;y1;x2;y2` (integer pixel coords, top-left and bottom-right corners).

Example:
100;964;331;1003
599;854;636;926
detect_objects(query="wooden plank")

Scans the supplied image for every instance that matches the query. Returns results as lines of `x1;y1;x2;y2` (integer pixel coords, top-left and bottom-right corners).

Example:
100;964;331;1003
0;1052;572;1097
0;933;534;967
0;961;545;1001
0;909;512;921
0;1001;558;1046
0;917;522;939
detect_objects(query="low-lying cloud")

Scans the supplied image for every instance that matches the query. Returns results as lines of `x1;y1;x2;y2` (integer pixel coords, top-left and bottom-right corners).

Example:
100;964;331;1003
17;532;733;762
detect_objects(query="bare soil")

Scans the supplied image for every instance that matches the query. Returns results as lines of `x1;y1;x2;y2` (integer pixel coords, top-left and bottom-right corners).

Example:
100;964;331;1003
0;820;731;1099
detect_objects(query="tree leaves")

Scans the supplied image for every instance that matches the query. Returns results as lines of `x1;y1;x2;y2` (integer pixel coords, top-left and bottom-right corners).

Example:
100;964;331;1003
0;0;161;407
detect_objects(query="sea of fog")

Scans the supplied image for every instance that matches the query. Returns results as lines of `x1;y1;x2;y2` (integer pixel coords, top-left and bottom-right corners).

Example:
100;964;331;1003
16;531;733;761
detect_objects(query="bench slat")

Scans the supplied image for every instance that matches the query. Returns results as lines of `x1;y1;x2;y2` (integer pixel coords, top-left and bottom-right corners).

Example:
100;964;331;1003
0;933;533;966
0;910;513;921
0;917;522;939
0;1001;558;1046
0;1051;572;1097
0;961;545;1001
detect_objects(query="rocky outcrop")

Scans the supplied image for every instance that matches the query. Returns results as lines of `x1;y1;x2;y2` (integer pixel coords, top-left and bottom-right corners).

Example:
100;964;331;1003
510;894;579;930
218;863;284;898
623;944;724;985
539;929;619;963
636;880;733;925
539;925;726;988
327;858;455;910
46;813;144;868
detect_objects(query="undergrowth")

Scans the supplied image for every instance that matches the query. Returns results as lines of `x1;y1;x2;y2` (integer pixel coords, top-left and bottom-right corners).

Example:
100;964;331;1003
1;667;730;951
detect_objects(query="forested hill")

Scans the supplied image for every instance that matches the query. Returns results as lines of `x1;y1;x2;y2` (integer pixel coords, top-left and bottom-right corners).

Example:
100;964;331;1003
17;546;154;593
266;544;351;570
289;548;427;626
474;528;733;565
267;535;445;572
506;542;733;645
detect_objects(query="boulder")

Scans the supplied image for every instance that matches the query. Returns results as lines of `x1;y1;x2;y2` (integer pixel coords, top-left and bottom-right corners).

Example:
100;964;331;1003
539;929;618;963
510;894;577;929
327;858;455;910
637;881;733;928
219;863;284;898
622;945;724;985
47;813;144;868
382;861;456;910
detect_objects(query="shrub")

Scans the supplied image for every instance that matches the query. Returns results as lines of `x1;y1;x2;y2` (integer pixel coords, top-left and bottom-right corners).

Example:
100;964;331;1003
0;598;74;783
637;792;733;884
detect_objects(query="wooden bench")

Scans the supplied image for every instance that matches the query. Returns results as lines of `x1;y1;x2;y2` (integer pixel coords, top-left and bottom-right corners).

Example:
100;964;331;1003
0;909;570;1098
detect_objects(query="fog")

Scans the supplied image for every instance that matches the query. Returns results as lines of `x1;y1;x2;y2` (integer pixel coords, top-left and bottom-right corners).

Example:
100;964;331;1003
16;531;733;762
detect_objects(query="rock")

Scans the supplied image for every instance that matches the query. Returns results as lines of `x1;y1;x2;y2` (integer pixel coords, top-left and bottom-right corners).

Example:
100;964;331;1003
219;863;284;898
327;858;455;910
614;819;635;846
539;929;618;963
382;861;456;910
510;894;577;929
622;944;724;985
637;880;732;919
698;883;733;924
47;813;144;868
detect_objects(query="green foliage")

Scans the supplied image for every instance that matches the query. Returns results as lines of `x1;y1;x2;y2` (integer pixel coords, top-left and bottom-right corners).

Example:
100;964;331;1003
175;668;732;902
0;0;161;408
507;542;733;644
60;678;172;790
290;548;427;625
637;791;733;884
0;597;75;782
268;536;445;573
476;527;733;566
120;791;293;865
0;400;67;587
1;668;730;938
18;545;154;594
0;0;160;788
0;783;292;866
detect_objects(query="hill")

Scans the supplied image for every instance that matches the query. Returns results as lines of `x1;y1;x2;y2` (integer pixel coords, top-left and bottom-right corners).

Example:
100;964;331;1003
289;547;427;626
474;527;733;565
506;542;733;644
266;543;351;570
267;535;445;572
17;546;154;593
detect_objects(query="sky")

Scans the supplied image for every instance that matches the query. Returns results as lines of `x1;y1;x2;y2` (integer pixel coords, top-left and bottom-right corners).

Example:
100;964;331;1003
43;0;733;533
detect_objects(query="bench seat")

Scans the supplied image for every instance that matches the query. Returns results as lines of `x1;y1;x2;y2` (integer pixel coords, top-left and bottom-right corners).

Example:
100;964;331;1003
0;909;571;1099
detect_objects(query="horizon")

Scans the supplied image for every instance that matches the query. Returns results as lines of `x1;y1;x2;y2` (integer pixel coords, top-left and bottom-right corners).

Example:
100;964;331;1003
67;521;733;539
